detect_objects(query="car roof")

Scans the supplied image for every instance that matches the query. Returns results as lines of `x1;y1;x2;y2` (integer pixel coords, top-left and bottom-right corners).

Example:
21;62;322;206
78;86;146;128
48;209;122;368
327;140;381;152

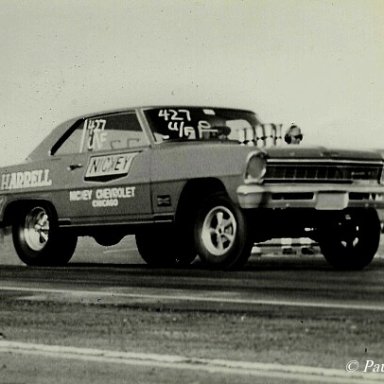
70;105;255;119
26;106;257;161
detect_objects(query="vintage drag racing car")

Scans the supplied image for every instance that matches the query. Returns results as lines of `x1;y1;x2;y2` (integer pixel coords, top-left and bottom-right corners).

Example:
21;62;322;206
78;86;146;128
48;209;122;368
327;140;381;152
0;106;384;270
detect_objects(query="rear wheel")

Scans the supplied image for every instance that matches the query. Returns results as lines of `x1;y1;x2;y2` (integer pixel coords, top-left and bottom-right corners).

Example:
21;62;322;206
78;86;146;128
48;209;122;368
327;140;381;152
319;208;380;270
12;204;77;266
194;193;252;270
135;226;196;267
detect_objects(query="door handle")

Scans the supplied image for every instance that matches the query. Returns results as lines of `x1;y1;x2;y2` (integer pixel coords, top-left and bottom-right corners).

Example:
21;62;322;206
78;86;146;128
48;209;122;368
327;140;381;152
67;163;83;171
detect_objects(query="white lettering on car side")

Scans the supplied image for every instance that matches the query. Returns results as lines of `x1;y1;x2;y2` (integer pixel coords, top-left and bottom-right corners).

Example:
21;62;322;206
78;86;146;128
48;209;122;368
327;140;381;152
69;187;136;208
85;153;137;181
0;169;52;190
69;190;93;202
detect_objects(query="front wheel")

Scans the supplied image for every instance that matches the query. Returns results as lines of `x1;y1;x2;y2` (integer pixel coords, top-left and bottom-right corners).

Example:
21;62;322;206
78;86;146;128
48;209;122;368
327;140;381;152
194;193;252;270
318;208;381;270
12;205;77;266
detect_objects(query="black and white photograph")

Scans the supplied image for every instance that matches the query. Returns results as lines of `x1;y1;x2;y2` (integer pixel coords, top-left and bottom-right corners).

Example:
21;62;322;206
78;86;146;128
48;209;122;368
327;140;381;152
1;0;384;382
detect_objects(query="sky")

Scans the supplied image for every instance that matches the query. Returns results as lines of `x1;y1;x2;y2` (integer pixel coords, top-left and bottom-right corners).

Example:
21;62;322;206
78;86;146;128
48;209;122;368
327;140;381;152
0;0;383;165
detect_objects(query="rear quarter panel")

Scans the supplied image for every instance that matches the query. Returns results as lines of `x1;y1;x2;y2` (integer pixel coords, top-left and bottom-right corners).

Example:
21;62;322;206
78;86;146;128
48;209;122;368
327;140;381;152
0;159;58;223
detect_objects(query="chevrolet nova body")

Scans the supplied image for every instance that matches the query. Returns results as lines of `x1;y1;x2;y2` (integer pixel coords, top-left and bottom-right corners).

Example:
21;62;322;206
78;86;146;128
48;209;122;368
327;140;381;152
1;106;383;269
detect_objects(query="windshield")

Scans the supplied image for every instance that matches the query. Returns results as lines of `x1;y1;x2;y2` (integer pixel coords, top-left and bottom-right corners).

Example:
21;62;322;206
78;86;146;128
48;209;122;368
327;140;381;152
144;107;260;144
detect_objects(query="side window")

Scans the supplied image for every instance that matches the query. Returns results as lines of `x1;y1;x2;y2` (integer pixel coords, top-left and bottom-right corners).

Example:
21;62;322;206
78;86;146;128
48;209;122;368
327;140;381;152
54;112;147;155
54;120;85;155
82;113;147;152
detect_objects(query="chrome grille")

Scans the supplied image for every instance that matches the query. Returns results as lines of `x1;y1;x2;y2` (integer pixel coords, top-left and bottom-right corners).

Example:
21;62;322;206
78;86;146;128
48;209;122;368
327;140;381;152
265;161;383;183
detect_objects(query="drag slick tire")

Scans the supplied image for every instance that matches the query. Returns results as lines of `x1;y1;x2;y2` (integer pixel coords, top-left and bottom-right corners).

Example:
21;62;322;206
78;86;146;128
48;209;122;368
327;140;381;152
194;193;252;270
319;208;381;270
135;225;196;267
12;204;77;266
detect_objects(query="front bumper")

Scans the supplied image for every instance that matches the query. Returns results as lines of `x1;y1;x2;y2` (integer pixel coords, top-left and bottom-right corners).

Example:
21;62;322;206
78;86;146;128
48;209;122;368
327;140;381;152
237;183;384;210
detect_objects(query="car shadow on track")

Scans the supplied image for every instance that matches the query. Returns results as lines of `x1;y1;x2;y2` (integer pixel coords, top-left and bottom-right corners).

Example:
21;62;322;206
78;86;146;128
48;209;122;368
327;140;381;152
2;231;384;275
66;253;384;274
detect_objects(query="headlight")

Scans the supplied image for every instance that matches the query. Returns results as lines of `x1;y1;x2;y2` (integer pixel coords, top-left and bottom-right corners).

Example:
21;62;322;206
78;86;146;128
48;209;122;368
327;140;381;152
245;152;267;184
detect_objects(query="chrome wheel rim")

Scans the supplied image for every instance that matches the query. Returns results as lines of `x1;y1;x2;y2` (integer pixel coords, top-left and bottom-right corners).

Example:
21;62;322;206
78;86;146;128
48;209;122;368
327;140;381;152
201;206;237;257
337;213;360;249
23;207;50;251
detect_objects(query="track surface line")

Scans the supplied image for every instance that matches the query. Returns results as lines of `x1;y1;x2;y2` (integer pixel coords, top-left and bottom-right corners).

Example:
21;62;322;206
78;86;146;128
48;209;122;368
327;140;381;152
0;340;379;383
1;285;384;312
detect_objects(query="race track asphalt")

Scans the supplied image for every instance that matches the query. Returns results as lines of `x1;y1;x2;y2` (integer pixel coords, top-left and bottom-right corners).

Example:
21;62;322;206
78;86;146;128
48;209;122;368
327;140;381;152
1;234;384;383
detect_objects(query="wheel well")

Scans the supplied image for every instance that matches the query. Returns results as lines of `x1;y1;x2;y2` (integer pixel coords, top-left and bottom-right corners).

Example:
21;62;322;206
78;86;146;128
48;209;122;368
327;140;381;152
175;178;227;224
2;200;58;226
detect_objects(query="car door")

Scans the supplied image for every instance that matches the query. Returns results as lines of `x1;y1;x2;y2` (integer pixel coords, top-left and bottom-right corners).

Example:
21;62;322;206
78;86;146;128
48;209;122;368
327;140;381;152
50;111;153;225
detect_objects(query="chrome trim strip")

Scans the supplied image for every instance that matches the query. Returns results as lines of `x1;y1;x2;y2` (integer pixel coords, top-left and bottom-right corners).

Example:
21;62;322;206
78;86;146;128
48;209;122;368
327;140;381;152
267;158;383;165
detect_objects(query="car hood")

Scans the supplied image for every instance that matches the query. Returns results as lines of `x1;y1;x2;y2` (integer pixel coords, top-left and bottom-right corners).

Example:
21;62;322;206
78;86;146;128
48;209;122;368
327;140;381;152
157;141;384;162
264;145;383;162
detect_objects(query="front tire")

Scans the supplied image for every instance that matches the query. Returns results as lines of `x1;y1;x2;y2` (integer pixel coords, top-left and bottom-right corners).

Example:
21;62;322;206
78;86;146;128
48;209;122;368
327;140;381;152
194;193;252;270
12;204;77;266
319;208;381;270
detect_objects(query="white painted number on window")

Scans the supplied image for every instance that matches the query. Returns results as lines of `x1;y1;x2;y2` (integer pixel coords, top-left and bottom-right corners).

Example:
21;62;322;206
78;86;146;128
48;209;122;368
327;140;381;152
158;109;191;122
86;119;107;151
